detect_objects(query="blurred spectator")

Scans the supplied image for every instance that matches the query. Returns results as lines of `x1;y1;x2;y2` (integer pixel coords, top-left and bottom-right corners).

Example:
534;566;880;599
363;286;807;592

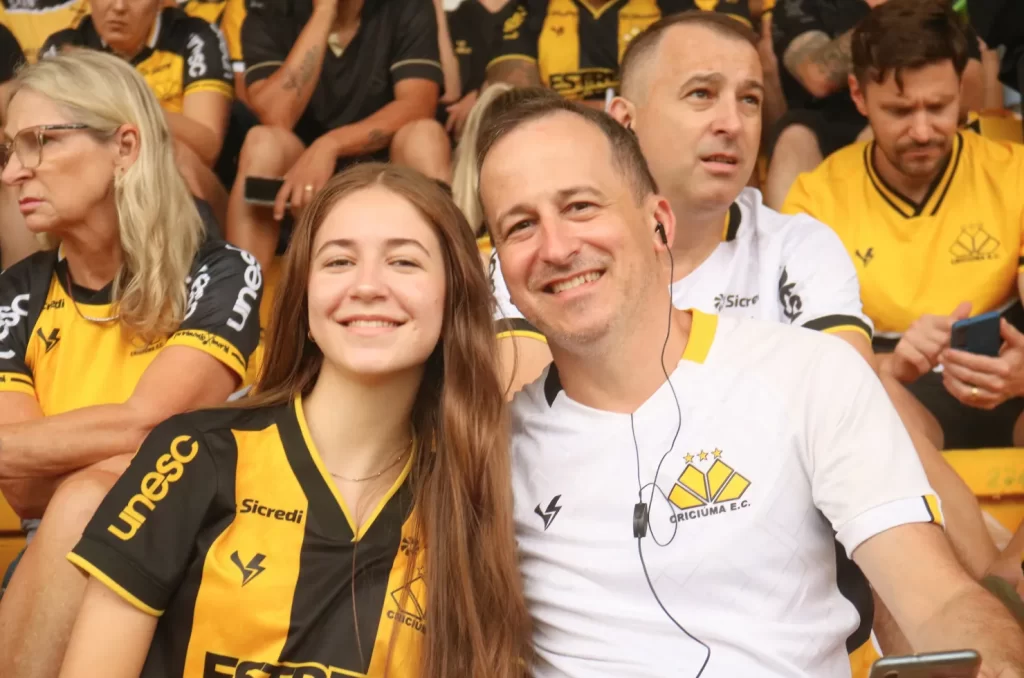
486;0;751;106
968;0;1024;129
763;0;984;209
179;0;248;100
0;50;261;678
389;0;518;183
782;0;1024;450
226;0;443;273
0;0;88;64
41;0;233;225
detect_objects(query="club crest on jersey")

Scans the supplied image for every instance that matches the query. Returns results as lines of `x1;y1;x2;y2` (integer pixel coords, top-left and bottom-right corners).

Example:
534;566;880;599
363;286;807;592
950;223;1001;264
388;574;427;634
668;449;751;523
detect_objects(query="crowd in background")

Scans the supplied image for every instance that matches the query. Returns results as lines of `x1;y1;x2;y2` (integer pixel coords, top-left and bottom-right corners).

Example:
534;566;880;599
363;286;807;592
0;0;1022;676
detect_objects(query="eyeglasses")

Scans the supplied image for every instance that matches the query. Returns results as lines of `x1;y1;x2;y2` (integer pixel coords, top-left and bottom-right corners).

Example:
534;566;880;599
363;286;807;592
0;124;92;171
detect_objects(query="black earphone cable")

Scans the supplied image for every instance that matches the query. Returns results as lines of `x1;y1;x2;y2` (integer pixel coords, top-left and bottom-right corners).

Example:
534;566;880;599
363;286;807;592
630;229;710;675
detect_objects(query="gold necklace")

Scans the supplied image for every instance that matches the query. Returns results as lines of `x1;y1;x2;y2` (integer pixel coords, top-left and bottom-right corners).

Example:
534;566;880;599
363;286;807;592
64;266;119;324
329;448;407;483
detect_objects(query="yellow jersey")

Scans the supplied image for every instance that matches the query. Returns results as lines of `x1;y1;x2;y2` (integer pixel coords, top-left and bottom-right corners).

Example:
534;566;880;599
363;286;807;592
782;131;1024;337
0;0;87;63
0;240;262;415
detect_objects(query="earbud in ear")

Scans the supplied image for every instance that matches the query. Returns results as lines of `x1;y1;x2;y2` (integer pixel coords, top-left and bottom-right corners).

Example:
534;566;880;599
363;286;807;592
655;223;667;246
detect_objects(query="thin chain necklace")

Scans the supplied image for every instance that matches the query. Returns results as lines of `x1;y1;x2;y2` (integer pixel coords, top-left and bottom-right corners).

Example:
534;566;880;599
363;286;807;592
329;447;407;483
64;265;119;324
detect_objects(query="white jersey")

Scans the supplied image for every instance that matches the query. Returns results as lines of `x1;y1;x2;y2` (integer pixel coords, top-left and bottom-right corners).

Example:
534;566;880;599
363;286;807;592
510;311;940;678
671;189;873;339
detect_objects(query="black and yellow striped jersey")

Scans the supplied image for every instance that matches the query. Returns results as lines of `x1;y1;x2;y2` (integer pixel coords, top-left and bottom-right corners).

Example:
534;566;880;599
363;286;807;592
0;0;88;64
69;398;426;677
40;6;233;113
489;0;750;100
0;240;262;415
179;0;245;73
782;131;1024;338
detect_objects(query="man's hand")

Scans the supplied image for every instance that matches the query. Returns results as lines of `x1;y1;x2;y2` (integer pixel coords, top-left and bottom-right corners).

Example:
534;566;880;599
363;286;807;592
445;89;478;139
274;137;339;221
886;302;972;383
940;319;1024;410
312;0;338;18
757;13;778;75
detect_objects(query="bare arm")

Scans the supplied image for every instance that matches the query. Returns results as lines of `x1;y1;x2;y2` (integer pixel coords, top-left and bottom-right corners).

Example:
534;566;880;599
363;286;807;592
323;78;440;157
0;347;238;511
782;29;854;100
486;57;541;88
498;336;551;400
854;523;1024;672
247;5;335;130
166;90;231;167
433;0;461;104
59;578;157;678
758;13;788;144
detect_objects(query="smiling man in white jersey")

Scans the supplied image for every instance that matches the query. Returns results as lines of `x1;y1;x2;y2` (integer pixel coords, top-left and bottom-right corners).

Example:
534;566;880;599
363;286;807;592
605;11;1000;621
476;94;1024;677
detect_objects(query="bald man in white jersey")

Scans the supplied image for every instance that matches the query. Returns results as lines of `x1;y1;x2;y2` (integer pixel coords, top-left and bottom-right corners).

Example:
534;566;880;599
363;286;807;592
475;92;1024;677
605;11;999;596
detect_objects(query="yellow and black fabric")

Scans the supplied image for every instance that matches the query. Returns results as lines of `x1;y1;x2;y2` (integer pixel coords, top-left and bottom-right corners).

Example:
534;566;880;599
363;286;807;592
0;0;87;63
0;239;262;415
40;6;233;113
179;0;245;74
69;397;426;677
447;0;519;95
783;131;1024;339
489;0;750;101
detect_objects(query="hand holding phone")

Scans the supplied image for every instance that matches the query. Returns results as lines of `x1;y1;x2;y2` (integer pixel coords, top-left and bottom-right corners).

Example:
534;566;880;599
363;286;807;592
868;650;980;678
244;177;287;208
951;310;1003;357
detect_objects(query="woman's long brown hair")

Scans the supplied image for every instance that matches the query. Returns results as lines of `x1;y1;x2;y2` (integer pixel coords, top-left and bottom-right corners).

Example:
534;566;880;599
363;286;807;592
245;163;532;677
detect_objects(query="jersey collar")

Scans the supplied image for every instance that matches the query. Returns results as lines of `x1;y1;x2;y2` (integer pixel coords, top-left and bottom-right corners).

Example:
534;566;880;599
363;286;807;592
721;202;742;242
543;309;718;407
864;132;963;219
55;245;114;305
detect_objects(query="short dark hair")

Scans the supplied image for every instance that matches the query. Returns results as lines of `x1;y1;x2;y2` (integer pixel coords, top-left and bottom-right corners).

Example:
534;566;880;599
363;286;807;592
852;0;970;89
476;88;658;206
619;11;759;98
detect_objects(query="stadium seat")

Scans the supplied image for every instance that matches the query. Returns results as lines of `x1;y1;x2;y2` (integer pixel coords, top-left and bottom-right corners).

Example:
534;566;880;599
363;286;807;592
944;448;1024;535
966;109;1024;144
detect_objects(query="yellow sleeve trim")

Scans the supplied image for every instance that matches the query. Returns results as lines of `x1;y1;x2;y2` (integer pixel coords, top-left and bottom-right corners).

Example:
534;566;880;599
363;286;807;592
183;79;234;98
496;329;548;343
487;54;538;69
243;60;284;80
725;13;752;28
822;324;872;343
0;372;35;397
166;329;247;381
66;552;164;617
682;309;717;364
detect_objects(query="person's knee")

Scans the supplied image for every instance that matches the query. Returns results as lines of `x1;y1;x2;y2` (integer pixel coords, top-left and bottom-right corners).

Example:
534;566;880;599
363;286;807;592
390;119;452;181
238;125;304;176
771;124;823;167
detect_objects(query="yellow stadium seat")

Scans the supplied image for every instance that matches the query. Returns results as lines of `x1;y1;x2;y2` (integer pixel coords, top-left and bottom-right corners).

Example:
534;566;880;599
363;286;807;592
0;495;26;584
965;110;1024;145
943;448;1024;535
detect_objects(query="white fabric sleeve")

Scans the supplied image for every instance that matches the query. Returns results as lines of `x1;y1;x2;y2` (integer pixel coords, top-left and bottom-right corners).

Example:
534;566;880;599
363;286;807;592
805;338;941;557
490;251;526;322
777;216;874;340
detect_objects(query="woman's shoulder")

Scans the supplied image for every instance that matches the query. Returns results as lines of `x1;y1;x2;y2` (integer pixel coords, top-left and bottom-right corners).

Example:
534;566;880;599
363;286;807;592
156;401;288;448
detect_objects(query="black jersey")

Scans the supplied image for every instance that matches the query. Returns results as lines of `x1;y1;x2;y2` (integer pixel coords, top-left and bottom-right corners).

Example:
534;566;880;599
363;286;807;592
0;239;262;414
69;398;426;677
447;0;519;94
41;6;234;113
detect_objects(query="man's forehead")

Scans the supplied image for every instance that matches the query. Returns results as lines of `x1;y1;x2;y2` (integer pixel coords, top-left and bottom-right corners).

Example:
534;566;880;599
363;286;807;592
651;24;761;84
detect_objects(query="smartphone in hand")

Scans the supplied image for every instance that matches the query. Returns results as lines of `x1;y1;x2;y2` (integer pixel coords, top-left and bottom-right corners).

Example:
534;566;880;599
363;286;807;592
868;650;980;678
244;177;287;207
951;310;1003;357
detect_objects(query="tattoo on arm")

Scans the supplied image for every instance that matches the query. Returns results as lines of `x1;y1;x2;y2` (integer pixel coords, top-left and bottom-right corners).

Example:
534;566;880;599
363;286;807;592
282;48;320;91
816;30;854;90
486;58;541;88
362;128;391;152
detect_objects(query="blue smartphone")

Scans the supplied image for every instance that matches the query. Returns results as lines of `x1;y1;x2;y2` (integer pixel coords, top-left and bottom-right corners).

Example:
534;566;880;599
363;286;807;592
868;650;980;678
951;310;1003;357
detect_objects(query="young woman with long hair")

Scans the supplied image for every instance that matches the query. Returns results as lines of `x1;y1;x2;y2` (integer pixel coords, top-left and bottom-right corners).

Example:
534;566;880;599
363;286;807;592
58;163;531;678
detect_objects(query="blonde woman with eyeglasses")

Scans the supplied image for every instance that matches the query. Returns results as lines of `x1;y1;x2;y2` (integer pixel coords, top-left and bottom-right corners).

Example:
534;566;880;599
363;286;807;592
0;49;262;678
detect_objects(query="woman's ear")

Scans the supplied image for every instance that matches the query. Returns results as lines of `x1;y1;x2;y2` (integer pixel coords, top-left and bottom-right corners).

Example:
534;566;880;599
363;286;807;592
113;123;141;172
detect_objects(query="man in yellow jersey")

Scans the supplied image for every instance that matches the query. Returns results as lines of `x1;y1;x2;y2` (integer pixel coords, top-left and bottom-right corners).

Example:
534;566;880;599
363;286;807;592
783;0;1024;451
485;0;750;105
178;0;247;98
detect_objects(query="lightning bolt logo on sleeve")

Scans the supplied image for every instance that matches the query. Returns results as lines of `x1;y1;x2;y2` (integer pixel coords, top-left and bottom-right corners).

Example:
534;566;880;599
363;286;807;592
535;495;563;530
231;551;267;586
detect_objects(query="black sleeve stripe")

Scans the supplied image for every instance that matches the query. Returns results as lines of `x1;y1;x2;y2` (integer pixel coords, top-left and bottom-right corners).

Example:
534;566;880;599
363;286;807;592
803;314;873;338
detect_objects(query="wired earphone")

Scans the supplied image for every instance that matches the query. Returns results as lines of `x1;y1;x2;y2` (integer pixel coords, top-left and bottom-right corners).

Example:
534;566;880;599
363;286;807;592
629;222;710;675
